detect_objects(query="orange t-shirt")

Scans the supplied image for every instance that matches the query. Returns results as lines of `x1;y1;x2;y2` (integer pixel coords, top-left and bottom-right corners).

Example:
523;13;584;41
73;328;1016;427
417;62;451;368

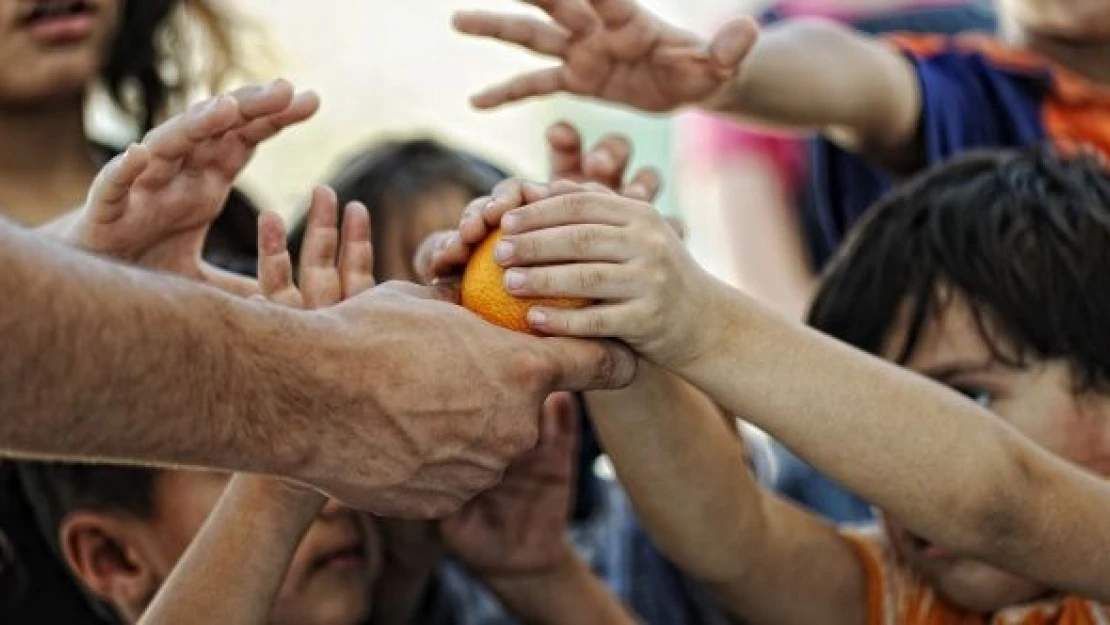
844;528;1110;625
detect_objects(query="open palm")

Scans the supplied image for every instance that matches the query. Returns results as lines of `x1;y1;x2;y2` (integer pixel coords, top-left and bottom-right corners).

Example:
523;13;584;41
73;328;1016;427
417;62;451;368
440;392;580;576
454;0;758;112
73;79;319;295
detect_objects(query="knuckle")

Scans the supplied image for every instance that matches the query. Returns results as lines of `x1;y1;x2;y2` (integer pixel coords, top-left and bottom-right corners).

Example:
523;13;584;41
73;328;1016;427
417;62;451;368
586;312;608;335
578;267;606;290
569;227;596;254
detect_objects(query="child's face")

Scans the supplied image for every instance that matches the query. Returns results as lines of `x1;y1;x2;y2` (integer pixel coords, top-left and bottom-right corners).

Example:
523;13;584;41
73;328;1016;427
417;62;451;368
1000;0;1110;42
376;185;475;282
878;292;1110;612
142;472;382;625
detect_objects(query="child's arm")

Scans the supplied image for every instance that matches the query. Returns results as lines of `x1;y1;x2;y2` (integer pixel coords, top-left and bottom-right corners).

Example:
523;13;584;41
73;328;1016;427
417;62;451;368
455;0;919;162
138;188;376;625
585;362;866;624
488;186;1110;603
137;476;326;625
441;392;639;625
39;79;319;296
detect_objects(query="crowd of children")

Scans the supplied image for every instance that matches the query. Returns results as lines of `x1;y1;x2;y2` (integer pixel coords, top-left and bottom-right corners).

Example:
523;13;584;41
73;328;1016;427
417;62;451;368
3;0;1110;623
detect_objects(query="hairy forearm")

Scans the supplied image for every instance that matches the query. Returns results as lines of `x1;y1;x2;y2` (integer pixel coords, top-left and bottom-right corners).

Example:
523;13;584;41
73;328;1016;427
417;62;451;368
585;362;763;585
138;476;324;625
682;287;1110;599
483;548;637;625
0;219;309;475
704;19;919;154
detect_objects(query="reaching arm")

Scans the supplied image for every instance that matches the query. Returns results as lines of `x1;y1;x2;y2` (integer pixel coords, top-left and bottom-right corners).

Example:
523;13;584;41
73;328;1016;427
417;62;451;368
677;287;1110;603
137;476;325;625
455;1;920;161
585;363;865;625
705;19;920;159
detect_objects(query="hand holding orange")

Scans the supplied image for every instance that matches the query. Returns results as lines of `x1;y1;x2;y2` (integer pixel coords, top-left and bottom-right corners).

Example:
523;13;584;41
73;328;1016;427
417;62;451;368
461;228;589;333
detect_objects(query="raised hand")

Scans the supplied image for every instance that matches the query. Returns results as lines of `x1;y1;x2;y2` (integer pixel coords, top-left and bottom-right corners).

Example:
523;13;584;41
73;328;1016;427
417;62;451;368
67;79;320;296
454;0;758;112
257;185;374;308
546;121;661;201
440;392;580;576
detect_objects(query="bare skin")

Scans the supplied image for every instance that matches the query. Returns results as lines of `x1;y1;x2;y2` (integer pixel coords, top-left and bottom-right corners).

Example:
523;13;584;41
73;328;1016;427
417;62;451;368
0;83;636;517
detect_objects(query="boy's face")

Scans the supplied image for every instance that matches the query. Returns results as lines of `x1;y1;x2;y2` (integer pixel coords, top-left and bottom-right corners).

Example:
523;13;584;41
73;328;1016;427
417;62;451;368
878;293;1110;612
1000;0;1110;41
129;471;381;625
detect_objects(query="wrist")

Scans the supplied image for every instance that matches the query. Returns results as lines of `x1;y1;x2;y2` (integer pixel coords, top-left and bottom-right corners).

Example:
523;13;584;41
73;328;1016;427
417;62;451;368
480;544;581;599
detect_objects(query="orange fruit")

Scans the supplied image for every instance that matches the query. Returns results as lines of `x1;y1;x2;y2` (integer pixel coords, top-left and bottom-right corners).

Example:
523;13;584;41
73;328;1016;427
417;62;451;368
461;228;589;333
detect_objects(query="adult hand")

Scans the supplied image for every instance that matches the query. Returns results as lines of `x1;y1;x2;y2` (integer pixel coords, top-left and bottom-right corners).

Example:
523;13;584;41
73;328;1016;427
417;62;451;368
281;282;635;517
454;0;758;112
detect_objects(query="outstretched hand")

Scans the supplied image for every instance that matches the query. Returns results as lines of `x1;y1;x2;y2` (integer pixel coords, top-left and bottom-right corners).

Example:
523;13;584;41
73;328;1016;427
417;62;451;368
440;391;580;576
67;79;320;296
454;0;758;112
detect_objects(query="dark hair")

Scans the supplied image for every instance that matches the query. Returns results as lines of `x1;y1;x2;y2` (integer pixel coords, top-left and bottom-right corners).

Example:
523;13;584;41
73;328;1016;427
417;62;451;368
289;137;508;278
102;0;241;133
807;147;1110;392
16;464;160;551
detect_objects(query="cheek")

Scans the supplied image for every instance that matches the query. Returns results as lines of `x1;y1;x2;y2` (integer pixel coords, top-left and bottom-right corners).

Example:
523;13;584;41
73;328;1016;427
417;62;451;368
1058;407;1110;476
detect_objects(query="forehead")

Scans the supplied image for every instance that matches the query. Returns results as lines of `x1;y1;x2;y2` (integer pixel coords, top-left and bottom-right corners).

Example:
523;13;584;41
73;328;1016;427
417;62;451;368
879;292;995;371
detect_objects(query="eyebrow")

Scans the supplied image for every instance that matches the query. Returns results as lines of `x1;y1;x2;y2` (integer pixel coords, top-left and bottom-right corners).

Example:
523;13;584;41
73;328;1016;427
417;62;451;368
915;359;998;383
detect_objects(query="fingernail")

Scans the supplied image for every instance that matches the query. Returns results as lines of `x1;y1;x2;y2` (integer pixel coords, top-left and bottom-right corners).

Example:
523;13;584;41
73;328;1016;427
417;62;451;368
494;241;514;263
502;214;519;232
504;269;525;290
528;308;548;326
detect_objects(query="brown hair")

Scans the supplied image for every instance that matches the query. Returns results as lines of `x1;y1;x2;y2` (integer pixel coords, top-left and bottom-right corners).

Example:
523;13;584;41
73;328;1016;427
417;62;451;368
101;0;244;132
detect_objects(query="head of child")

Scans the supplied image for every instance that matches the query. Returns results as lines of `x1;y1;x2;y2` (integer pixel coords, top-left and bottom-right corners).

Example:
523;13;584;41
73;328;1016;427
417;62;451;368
16;464;382;625
807;147;1110;611
289;137;506;282
999;0;1110;44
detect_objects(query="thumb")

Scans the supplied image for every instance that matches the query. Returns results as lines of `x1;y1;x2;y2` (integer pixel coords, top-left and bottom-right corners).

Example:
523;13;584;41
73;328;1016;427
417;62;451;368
541;338;636;392
709;17;760;74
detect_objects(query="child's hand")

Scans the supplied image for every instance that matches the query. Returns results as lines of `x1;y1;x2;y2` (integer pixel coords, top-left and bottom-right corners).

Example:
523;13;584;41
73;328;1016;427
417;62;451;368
69;79;320;296
453;0;758;112
256;186;374;309
440;392;579;577
414;123;664;286
495;184;720;368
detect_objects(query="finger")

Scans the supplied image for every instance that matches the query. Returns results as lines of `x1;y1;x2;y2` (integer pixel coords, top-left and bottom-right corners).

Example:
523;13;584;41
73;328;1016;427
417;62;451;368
528;305;627;340
478;179;544;234
496;224;632;267
428;232;471;280
256;211;302;308
470;67;566;110
504;263;636;300
546;120;583;182
519;0;597;37
236;90;321;147
227;78;295;121
459;195;495;246
536;336;636;391
339;201;376;297
142;95;238;162
584;134;632;190
622;166;662;202
587;0;638;28
708;17;760;75
453;11;569;57
416;230;456;283
543;392;580;439
84;143;150;223
500;193;641;234
298;186;342;308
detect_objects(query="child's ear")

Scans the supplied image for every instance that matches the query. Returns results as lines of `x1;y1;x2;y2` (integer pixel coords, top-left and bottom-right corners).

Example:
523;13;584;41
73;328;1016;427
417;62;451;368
58;512;160;622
